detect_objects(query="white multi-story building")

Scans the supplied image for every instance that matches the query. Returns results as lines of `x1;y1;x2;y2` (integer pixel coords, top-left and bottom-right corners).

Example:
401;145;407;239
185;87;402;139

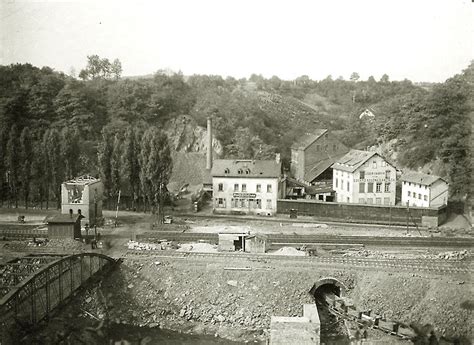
331;150;397;205
401;172;448;207
211;159;281;216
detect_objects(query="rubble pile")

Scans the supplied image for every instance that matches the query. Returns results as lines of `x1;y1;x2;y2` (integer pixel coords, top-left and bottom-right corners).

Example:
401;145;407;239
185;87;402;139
44;238;86;250
126;240;160;251
436;250;469;260
342;249;396;259
176;242;218;253
268;247;306;256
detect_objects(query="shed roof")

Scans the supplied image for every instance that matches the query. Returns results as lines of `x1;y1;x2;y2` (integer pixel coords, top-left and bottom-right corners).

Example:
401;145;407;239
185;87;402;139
331;150;379;173
400;172;447;186
304;153;346;182
291;129;328;150
211;159;281;178
48;214;81;224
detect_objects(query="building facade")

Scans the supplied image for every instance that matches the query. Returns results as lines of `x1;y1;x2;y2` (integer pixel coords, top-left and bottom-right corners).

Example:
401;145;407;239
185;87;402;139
290;129;348;185
211;159;281;216
61;175;103;226
401;172;448;207
332;150;396;205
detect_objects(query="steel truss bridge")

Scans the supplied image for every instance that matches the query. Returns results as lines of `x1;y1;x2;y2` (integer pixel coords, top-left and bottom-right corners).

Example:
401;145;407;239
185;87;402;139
0;252;118;344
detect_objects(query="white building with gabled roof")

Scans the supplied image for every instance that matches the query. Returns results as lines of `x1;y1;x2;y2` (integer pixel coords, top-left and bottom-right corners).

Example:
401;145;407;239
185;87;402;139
211;159;282;216
400;172;448;207
331;150;397;205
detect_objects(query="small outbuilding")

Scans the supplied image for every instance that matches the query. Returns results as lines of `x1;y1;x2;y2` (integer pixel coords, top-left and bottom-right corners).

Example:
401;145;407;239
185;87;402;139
245;234;268;253
48;214;82;239
218;232;249;251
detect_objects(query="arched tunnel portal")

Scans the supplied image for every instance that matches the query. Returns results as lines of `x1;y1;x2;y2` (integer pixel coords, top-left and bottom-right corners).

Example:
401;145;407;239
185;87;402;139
309;277;347;299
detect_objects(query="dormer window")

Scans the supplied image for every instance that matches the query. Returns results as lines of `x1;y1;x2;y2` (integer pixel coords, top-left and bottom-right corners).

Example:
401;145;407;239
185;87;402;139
245;169;250;174
224;168;230;174
238;169;243;175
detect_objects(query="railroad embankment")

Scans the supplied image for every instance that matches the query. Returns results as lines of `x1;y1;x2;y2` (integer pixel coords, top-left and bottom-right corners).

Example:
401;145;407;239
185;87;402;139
30;254;473;344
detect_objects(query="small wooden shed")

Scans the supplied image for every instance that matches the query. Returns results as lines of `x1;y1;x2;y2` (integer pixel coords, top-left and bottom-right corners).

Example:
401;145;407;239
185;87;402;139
48;214;81;239
218;232;248;251
245;234;268;253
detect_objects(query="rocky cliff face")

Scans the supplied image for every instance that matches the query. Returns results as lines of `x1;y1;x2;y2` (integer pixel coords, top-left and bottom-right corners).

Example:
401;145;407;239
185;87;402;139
164;115;222;156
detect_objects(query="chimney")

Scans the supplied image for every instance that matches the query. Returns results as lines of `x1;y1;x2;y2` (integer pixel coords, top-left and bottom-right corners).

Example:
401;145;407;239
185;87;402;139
275;153;281;164
206;117;212;170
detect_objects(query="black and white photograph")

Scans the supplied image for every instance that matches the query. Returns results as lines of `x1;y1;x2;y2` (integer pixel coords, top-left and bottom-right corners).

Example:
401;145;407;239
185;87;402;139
0;0;473;344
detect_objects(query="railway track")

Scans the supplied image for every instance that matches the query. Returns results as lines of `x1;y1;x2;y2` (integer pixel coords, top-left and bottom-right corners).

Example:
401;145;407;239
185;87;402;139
121;250;473;274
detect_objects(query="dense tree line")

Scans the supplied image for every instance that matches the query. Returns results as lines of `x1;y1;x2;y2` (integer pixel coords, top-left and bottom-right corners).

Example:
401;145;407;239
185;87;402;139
0;57;472;207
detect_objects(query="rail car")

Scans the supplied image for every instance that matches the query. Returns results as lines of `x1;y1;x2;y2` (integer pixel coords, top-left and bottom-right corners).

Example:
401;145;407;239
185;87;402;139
321;292;416;340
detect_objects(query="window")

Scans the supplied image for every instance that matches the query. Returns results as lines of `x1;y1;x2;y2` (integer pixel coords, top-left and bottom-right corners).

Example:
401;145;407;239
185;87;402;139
382;161;386;167
384;182;390;192
234;184;239;192
360;171;365;179
217;198;226;208
359;182;365;193
256;184;261;193
375;197;382;205
267;184;272;193
413;192;417;198
238;169;243;175
242;184;247;192
424;195;428;201
231;198;237;208
347;197;350;202
347;181;350;192
408;191;411;196
368;183;373;193
376;182;382;193
218;183;223;192
224;168;229;174
367;198;373;204
266;199;272;209
245;169;250;175
385;170;391;179
418;194;421;200
359;198;365;204
372;160;377;168
383;197;390;205
335;178;338;188
256;199;262;209
240;199;246;208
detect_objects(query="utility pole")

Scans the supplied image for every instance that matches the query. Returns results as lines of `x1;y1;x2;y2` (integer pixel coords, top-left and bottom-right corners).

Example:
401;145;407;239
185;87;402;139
115;190;121;227
94;190;97;240
406;200;409;235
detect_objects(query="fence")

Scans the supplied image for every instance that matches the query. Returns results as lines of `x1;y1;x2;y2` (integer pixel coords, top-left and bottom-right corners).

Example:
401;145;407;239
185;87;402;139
277;199;447;227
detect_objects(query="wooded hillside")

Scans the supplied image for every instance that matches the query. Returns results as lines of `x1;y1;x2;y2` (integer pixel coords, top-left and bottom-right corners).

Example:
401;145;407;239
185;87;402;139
0;56;472;208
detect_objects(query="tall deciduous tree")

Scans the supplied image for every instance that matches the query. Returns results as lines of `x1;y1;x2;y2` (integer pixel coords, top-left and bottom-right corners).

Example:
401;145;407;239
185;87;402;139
19;127;33;208
61;127;81;180
110;134;122;205
139;127;172;221
6;125;19;207
121;126;141;210
97;129;114;206
46;129;64;209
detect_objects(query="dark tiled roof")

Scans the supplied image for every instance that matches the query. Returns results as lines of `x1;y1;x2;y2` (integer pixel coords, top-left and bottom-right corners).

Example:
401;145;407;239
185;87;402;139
211;159;281;178
168;152;211;191
304;153;346;182
48;214;81;223
291;129;328;150
400;172;446;186
331;150;378;173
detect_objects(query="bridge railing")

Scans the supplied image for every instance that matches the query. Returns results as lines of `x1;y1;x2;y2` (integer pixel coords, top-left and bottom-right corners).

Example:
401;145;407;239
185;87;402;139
0;253;117;344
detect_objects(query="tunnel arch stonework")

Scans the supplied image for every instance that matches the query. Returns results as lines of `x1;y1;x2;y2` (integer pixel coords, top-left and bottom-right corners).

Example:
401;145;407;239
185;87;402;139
310;277;348;297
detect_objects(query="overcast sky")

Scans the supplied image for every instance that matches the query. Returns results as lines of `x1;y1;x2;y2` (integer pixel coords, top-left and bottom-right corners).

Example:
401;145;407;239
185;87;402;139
1;0;473;82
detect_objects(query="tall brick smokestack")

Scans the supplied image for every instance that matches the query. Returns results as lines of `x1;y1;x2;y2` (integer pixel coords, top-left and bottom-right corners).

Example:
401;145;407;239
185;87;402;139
206;117;212;170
